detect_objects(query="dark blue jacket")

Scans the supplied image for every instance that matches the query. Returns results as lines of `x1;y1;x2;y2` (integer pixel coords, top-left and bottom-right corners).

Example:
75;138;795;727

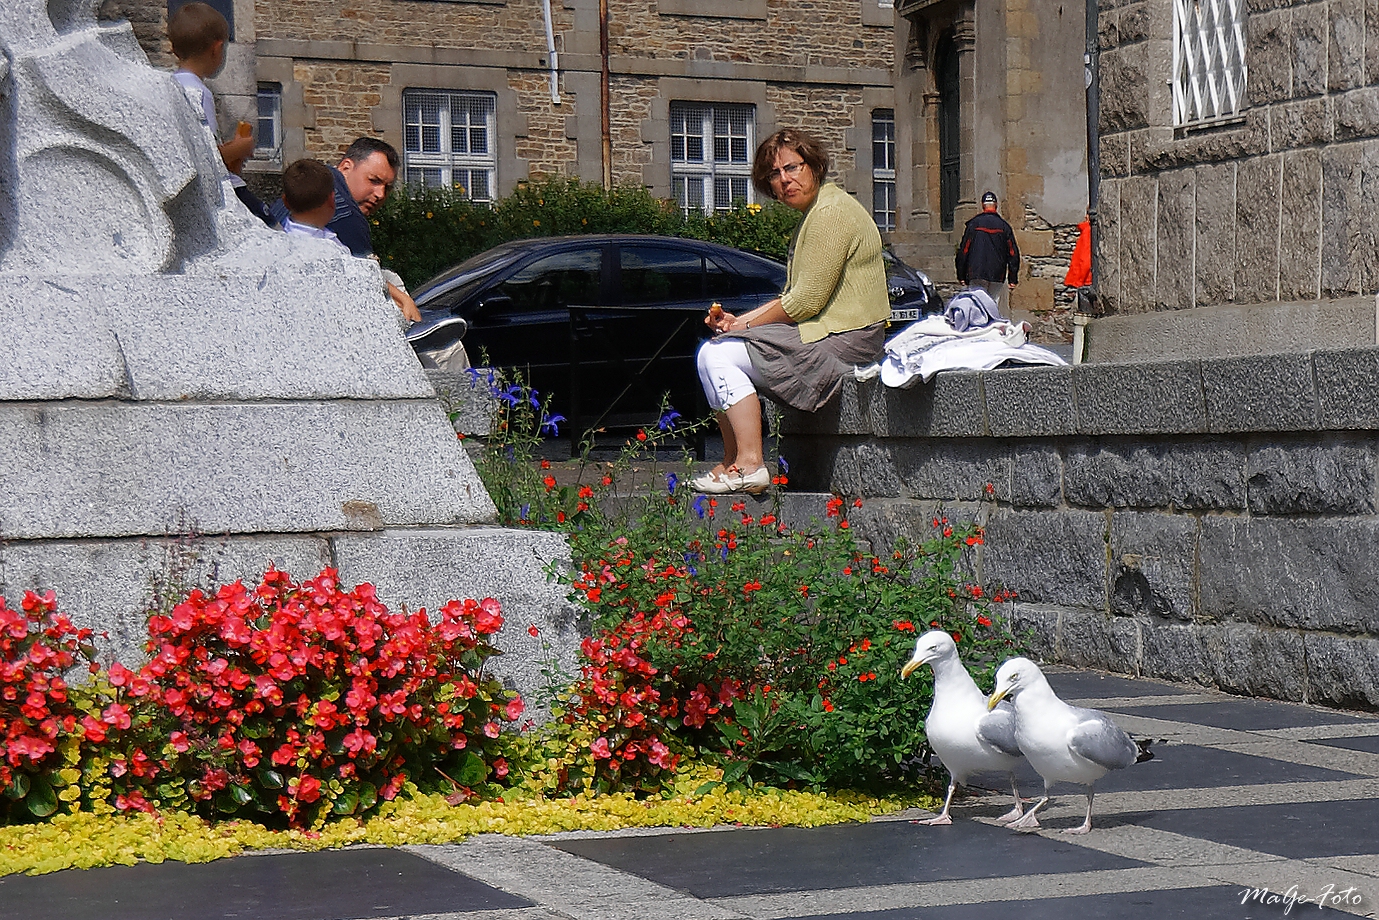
956;211;1020;285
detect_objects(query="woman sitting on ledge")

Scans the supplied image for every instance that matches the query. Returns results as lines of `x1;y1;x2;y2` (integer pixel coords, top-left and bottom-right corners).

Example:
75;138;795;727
692;128;890;494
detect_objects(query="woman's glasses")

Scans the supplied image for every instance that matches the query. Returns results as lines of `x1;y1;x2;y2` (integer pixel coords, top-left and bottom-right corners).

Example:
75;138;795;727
769;161;806;183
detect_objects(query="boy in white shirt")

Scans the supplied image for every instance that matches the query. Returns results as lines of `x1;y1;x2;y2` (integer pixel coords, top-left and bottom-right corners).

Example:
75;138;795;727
169;2;276;227
281;158;421;324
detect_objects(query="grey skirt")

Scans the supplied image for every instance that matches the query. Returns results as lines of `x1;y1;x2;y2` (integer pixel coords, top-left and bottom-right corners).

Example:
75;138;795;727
727;321;886;413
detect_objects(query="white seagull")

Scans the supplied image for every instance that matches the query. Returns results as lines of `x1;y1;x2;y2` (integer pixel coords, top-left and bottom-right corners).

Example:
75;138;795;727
988;657;1152;834
901;630;1025;825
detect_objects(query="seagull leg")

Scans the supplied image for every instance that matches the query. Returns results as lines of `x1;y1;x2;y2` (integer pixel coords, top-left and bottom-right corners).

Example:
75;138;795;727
994;773;1024;824
917;777;956;826
1063;788;1094;835
1008;795;1049;831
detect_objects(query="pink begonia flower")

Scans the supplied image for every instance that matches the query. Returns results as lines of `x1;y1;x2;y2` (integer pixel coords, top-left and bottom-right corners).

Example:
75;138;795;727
504;697;525;721
483;721;500;738
590;737;612;759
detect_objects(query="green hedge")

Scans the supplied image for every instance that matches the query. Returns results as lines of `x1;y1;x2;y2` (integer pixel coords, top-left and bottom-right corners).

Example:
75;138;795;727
370;176;802;290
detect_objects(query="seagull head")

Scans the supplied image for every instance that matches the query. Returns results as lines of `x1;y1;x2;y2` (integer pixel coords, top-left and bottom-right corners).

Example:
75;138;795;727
987;656;1040;710
900;629;956;679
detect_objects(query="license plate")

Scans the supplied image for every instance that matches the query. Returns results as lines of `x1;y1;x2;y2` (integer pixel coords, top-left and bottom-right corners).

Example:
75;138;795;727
890;308;920;323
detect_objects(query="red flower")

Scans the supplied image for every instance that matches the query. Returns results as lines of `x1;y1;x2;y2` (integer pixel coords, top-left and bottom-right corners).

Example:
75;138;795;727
527;624;540;638
543;475;557;491
977;614;992;627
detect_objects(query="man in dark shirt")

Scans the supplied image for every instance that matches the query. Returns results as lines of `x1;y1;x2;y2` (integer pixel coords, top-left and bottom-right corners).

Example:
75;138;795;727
955;191;1021;315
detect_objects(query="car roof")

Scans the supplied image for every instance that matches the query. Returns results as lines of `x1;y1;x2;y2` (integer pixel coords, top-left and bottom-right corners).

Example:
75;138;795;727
413;234;785;300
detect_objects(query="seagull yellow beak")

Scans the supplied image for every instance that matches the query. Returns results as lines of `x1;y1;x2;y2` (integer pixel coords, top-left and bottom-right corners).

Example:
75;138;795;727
900;659;922;679
987;688;1007;711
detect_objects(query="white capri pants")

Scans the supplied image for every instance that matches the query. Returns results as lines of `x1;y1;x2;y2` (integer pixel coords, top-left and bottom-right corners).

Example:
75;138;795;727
696;337;765;412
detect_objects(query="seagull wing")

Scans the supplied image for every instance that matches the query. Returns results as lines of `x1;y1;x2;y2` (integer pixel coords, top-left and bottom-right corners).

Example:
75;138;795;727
975;701;1022;758
1066;707;1138;771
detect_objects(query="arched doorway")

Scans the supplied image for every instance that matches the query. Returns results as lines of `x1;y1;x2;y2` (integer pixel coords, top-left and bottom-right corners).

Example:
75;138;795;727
935;30;960;232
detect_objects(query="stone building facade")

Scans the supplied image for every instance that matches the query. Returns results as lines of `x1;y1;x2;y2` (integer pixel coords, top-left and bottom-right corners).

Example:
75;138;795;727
107;0;1092;340
1093;0;1379;358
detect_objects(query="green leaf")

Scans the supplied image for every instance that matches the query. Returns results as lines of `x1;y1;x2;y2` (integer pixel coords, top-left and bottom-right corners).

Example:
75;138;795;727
5;774;31;801
721;760;751;786
693;780;721;797
230;784;255;806
357;782;378;810
331;792;360;815
26;776;58;818
215;794;240;814
767;761;818;783
257;768;285;790
453;752;487;787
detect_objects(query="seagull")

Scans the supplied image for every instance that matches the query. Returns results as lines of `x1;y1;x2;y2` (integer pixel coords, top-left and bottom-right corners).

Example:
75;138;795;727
988;657;1152;835
901;631;1025;825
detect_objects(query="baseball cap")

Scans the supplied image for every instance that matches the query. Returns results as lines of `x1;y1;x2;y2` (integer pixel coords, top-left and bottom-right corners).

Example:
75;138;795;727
981;191;998;205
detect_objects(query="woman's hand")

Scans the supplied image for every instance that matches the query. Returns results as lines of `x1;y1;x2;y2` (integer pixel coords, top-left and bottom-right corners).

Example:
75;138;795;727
705;303;737;335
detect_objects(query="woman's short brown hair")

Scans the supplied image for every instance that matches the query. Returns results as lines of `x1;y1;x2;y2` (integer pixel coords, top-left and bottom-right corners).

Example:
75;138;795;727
751;128;830;199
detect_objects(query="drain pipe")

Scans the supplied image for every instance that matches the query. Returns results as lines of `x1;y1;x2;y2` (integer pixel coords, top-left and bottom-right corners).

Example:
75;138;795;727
1073;0;1102;364
541;0;561;104
599;0;611;189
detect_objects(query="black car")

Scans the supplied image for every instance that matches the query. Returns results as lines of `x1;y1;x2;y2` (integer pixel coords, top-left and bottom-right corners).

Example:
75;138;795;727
408;234;939;432
883;248;942;323
409;235;784;432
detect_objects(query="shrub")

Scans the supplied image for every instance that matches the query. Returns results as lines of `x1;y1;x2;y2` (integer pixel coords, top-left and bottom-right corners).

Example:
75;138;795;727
558;483;1020;793
0;592;94;822
371;176;801;289
79;568;523;827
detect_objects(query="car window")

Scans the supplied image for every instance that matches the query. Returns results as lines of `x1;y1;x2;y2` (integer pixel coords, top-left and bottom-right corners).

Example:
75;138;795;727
719;251;785;297
705;255;737;299
620;246;703;305
497;248;602;312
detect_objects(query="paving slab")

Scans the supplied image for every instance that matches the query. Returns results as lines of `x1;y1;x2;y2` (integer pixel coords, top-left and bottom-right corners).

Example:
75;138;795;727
1107;699;1370;732
1044;669;1197;700
794;885;1286;920
0;847;532;920
552;820;1147;899
1136;798;1379;860
1307;735;1379;755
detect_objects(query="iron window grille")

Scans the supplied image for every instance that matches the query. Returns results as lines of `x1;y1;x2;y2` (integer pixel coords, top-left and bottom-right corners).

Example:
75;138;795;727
872;109;897;231
1172;0;1247;126
670;102;755;214
255;82;282;163
402;90;498;200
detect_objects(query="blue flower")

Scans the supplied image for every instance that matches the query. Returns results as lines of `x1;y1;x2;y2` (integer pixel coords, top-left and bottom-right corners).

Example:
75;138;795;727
540;413;567;437
666;472;679;494
692;494;709;519
777;456;790;473
498;384;522;407
658;407;682;431
465;366;483;389
720;544;730;561
519;503;530;521
528;390;542;410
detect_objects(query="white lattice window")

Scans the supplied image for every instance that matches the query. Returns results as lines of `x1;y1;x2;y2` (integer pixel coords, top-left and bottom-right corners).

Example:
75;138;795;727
255;83;281;162
871;109;897;231
402;90;497;200
1173;0;1247;126
670;102;755;214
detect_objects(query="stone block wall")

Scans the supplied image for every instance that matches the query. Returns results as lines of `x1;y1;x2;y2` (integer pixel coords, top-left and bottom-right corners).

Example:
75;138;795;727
114;0;898;207
776;350;1379;710
1097;0;1379;317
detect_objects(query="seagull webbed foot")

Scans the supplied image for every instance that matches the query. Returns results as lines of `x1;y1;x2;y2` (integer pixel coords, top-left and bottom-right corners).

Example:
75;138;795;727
917;814;953;826
994;806;1024;824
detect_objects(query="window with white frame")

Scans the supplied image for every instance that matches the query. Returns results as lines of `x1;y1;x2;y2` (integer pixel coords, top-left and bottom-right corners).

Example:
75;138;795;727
1172;0;1247;126
670;102;755;213
255;83;282;162
402;90;498;200
871;109;897;231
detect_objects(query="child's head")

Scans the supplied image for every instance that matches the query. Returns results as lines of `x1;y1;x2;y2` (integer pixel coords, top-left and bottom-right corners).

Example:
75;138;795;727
169;2;228;70
282;158;337;228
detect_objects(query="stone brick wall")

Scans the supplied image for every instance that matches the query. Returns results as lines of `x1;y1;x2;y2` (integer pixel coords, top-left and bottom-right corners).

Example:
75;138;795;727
116;0;896;201
775;350;1379;710
1096;0;1379;316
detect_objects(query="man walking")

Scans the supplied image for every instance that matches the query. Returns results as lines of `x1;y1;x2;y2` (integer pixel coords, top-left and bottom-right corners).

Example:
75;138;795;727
955;191;1020;315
